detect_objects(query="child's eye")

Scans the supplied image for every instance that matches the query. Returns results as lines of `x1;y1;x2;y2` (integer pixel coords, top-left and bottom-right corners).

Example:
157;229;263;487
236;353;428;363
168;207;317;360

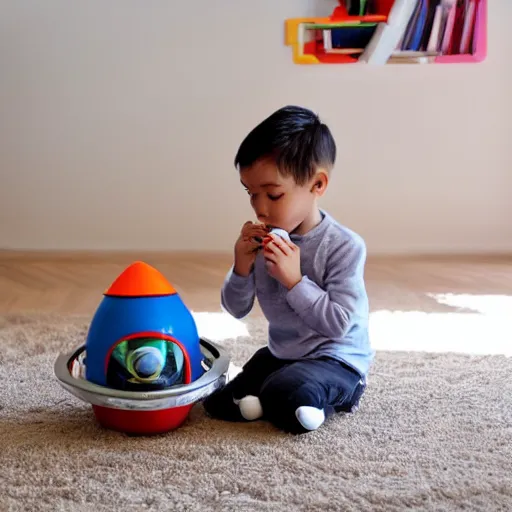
268;194;284;201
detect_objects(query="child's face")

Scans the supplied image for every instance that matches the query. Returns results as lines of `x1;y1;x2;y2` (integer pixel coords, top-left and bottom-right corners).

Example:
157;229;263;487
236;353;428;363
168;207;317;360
240;158;323;233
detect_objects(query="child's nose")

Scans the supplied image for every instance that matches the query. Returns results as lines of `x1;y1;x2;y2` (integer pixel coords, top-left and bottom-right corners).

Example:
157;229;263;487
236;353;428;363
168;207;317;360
255;203;268;221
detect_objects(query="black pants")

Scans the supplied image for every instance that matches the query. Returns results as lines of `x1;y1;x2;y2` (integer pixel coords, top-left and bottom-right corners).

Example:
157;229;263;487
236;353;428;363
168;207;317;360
203;347;366;434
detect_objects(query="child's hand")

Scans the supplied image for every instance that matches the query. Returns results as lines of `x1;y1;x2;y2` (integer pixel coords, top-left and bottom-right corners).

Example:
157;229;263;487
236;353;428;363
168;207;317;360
263;233;302;289
234;221;269;277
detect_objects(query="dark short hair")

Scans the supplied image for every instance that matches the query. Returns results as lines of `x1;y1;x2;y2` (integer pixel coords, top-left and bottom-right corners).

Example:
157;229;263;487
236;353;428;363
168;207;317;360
234;105;336;185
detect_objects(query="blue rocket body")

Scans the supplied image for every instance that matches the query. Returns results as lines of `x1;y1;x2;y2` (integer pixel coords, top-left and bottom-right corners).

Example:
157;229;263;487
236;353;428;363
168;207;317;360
84;262;205;389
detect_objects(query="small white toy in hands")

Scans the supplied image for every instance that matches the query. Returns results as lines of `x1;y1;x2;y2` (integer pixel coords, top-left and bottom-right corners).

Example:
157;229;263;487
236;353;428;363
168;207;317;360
265;228;291;243
250;227;290;248
262;228;291;257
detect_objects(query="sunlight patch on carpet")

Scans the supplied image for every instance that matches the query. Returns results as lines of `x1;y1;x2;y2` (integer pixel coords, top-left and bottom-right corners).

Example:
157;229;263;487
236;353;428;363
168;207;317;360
370;294;512;357
430;293;512;316
191;311;250;342
190;295;512;357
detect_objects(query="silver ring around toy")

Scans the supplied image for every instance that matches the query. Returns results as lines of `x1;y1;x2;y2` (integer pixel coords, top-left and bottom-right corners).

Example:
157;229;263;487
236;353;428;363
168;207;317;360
54;338;230;411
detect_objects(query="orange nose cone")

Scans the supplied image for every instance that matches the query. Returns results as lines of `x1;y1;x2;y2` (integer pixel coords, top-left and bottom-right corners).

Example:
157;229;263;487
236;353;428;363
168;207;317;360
104;261;176;297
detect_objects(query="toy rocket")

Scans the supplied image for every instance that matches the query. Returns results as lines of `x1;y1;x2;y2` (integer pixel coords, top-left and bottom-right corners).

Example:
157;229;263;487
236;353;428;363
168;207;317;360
85;261;205;391
54;260;230;435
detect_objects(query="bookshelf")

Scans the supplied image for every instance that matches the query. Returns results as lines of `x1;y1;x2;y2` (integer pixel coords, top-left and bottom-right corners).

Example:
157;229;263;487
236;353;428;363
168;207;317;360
285;0;487;65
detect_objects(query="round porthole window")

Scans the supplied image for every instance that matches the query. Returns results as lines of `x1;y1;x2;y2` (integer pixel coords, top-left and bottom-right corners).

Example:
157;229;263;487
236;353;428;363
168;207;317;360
106;336;187;391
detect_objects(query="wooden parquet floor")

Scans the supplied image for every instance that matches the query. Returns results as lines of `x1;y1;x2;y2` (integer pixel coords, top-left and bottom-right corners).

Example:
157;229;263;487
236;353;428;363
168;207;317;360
0;251;511;316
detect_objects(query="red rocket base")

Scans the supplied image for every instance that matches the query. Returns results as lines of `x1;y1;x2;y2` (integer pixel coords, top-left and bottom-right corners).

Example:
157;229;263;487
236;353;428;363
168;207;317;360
92;404;193;435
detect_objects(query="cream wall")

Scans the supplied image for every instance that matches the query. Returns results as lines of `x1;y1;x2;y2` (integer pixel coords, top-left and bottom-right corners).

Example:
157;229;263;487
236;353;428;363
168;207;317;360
1;1;511;254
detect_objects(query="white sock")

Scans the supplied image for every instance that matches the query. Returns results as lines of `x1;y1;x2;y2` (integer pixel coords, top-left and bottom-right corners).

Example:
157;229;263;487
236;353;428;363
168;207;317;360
237;395;263;421
295;406;325;431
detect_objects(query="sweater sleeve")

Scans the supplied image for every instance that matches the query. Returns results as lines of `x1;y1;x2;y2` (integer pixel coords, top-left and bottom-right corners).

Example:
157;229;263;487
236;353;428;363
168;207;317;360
220;266;256;319
285;237;367;339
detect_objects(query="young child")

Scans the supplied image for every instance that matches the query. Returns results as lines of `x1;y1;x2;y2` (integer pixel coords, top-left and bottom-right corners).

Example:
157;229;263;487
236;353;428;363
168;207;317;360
203;105;374;434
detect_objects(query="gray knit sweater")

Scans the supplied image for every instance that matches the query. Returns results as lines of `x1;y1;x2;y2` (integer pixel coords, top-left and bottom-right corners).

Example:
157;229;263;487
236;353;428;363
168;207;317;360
221;210;374;378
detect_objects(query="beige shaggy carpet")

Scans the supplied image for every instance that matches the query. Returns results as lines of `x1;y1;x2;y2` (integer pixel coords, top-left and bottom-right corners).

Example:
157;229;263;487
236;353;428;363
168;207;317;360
0;313;511;512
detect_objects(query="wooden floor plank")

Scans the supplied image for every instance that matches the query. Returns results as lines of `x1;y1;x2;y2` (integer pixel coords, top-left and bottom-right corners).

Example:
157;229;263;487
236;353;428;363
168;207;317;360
0;252;511;316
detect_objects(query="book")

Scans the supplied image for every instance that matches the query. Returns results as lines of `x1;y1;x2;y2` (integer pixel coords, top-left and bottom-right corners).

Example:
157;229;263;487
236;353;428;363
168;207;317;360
330;24;378;49
440;0;457;53
406;0;429;51
449;0;467;54
460;0;476;53
426;4;443;52
420;0;440;50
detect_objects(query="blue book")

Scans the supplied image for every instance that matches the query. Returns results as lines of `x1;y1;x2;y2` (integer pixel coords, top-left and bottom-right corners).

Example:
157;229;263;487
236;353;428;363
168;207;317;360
411;0;430;50
331;25;377;49
402;0;429;51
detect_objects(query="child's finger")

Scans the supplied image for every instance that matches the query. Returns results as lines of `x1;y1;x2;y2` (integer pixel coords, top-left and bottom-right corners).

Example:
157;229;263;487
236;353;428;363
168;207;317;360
251;225;269;235
241;221;255;234
265;235;290;256
272;236;292;255
284;239;299;251
245;238;262;250
244;226;267;239
263;241;277;256
268;240;288;256
263;250;278;264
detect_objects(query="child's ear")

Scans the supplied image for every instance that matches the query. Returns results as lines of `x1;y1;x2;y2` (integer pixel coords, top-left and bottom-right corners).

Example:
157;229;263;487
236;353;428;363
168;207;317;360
310;171;328;196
